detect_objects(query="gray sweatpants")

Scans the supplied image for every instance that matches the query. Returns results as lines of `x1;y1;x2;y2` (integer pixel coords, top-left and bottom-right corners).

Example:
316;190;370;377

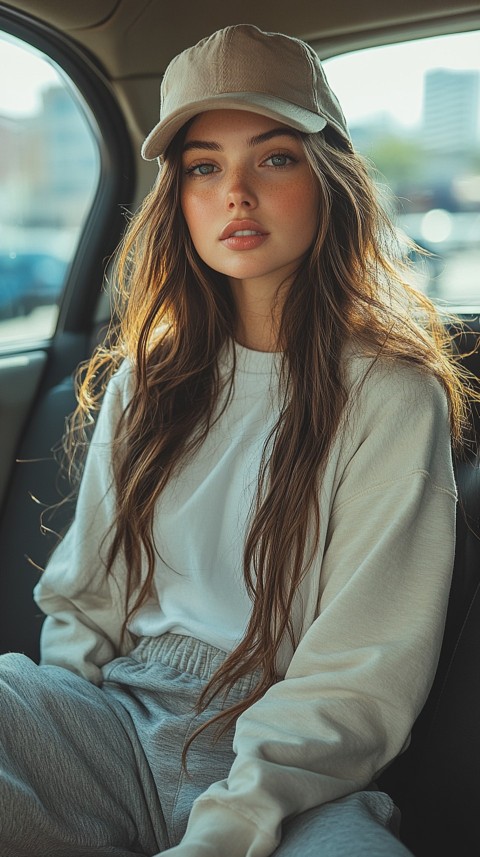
0;633;412;856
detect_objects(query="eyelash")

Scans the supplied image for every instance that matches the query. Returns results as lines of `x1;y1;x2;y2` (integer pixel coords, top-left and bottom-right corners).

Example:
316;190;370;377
184;151;297;177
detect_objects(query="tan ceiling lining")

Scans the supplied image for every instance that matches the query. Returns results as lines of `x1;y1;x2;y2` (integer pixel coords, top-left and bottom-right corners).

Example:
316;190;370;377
74;4;480;79
68;0;152;34
67;0;123;32
312;8;480;59
101;9;480;83
2;0;480;79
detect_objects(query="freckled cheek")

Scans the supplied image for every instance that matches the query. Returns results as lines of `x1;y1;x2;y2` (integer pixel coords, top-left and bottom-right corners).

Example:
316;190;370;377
277;180;318;213
181;194;206;243
280;186;319;247
301;186;320;241
181;190;218;245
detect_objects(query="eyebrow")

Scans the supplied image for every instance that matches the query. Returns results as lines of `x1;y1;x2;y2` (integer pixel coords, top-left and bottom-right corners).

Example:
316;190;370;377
182;127;300;153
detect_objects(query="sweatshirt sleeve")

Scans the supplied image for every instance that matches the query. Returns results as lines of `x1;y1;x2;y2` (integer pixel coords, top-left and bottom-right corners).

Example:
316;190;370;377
159;362;457;857
34;362;134;684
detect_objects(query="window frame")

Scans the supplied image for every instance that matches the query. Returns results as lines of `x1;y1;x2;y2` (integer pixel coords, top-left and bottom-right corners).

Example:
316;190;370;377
0;3;135;353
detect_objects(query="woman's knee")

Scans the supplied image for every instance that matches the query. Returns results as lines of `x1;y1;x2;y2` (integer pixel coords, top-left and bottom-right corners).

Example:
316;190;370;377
0;651;39;695
0;652;96;728
273;791;412;857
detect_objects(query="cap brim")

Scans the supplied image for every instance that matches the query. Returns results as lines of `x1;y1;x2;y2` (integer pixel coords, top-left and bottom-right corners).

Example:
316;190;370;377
141;92;327;160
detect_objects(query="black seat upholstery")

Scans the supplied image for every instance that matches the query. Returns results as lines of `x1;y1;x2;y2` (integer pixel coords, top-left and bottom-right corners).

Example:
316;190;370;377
0;376;77;660
376;324;480;854
378;452;480;856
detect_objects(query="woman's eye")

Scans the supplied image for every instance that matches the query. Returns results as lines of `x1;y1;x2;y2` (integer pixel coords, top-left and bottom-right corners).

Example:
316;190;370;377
186;163;217;176
264;153;293;167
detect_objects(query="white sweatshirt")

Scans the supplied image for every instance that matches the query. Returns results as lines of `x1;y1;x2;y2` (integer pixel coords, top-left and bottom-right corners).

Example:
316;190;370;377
34;342;456;857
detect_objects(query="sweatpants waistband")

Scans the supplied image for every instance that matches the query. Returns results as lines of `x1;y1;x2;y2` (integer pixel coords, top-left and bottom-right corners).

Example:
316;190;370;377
130;633;261;696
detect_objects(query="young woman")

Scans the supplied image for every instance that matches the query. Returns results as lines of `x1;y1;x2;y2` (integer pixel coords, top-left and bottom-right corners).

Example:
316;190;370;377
0;24;468;857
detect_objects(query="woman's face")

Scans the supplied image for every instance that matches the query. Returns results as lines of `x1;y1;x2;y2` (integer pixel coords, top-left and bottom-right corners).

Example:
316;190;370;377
180;110;319;297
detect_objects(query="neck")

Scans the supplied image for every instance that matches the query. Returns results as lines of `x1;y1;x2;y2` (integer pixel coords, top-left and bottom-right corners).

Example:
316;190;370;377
230;277;284;353
235;316;278;352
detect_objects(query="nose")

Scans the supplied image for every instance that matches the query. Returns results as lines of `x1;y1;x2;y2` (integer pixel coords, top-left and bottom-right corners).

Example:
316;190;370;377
226;169;258;210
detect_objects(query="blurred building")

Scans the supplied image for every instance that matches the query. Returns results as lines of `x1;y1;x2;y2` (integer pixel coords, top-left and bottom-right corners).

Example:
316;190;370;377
422;69;480;154
26;85;99;226
2;84;99;231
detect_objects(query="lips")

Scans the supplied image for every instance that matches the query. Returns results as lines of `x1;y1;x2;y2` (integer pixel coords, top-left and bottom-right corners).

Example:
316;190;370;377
219;219;267;241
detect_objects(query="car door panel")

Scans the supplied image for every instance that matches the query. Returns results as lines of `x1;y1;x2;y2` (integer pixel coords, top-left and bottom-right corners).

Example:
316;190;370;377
0;351;47;508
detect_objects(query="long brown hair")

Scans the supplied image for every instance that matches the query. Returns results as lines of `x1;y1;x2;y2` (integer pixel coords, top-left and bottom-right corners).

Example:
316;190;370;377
65;124;472;740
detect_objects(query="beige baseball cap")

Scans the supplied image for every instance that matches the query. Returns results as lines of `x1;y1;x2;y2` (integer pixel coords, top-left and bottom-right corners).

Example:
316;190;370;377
142;24;352;160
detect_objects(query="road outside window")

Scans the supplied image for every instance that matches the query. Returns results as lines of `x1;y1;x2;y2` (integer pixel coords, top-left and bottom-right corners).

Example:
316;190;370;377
0;32;100;343
324;31;480;309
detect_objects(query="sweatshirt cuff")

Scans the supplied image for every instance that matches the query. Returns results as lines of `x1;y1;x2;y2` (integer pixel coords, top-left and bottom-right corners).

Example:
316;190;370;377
158;796;279;857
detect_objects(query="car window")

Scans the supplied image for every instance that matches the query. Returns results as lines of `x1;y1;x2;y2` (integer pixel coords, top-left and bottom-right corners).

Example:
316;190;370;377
0;31;100;344
323;30;480;309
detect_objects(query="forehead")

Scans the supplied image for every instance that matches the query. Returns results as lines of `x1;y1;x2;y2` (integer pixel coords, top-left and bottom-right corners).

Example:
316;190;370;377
183;109;293;142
